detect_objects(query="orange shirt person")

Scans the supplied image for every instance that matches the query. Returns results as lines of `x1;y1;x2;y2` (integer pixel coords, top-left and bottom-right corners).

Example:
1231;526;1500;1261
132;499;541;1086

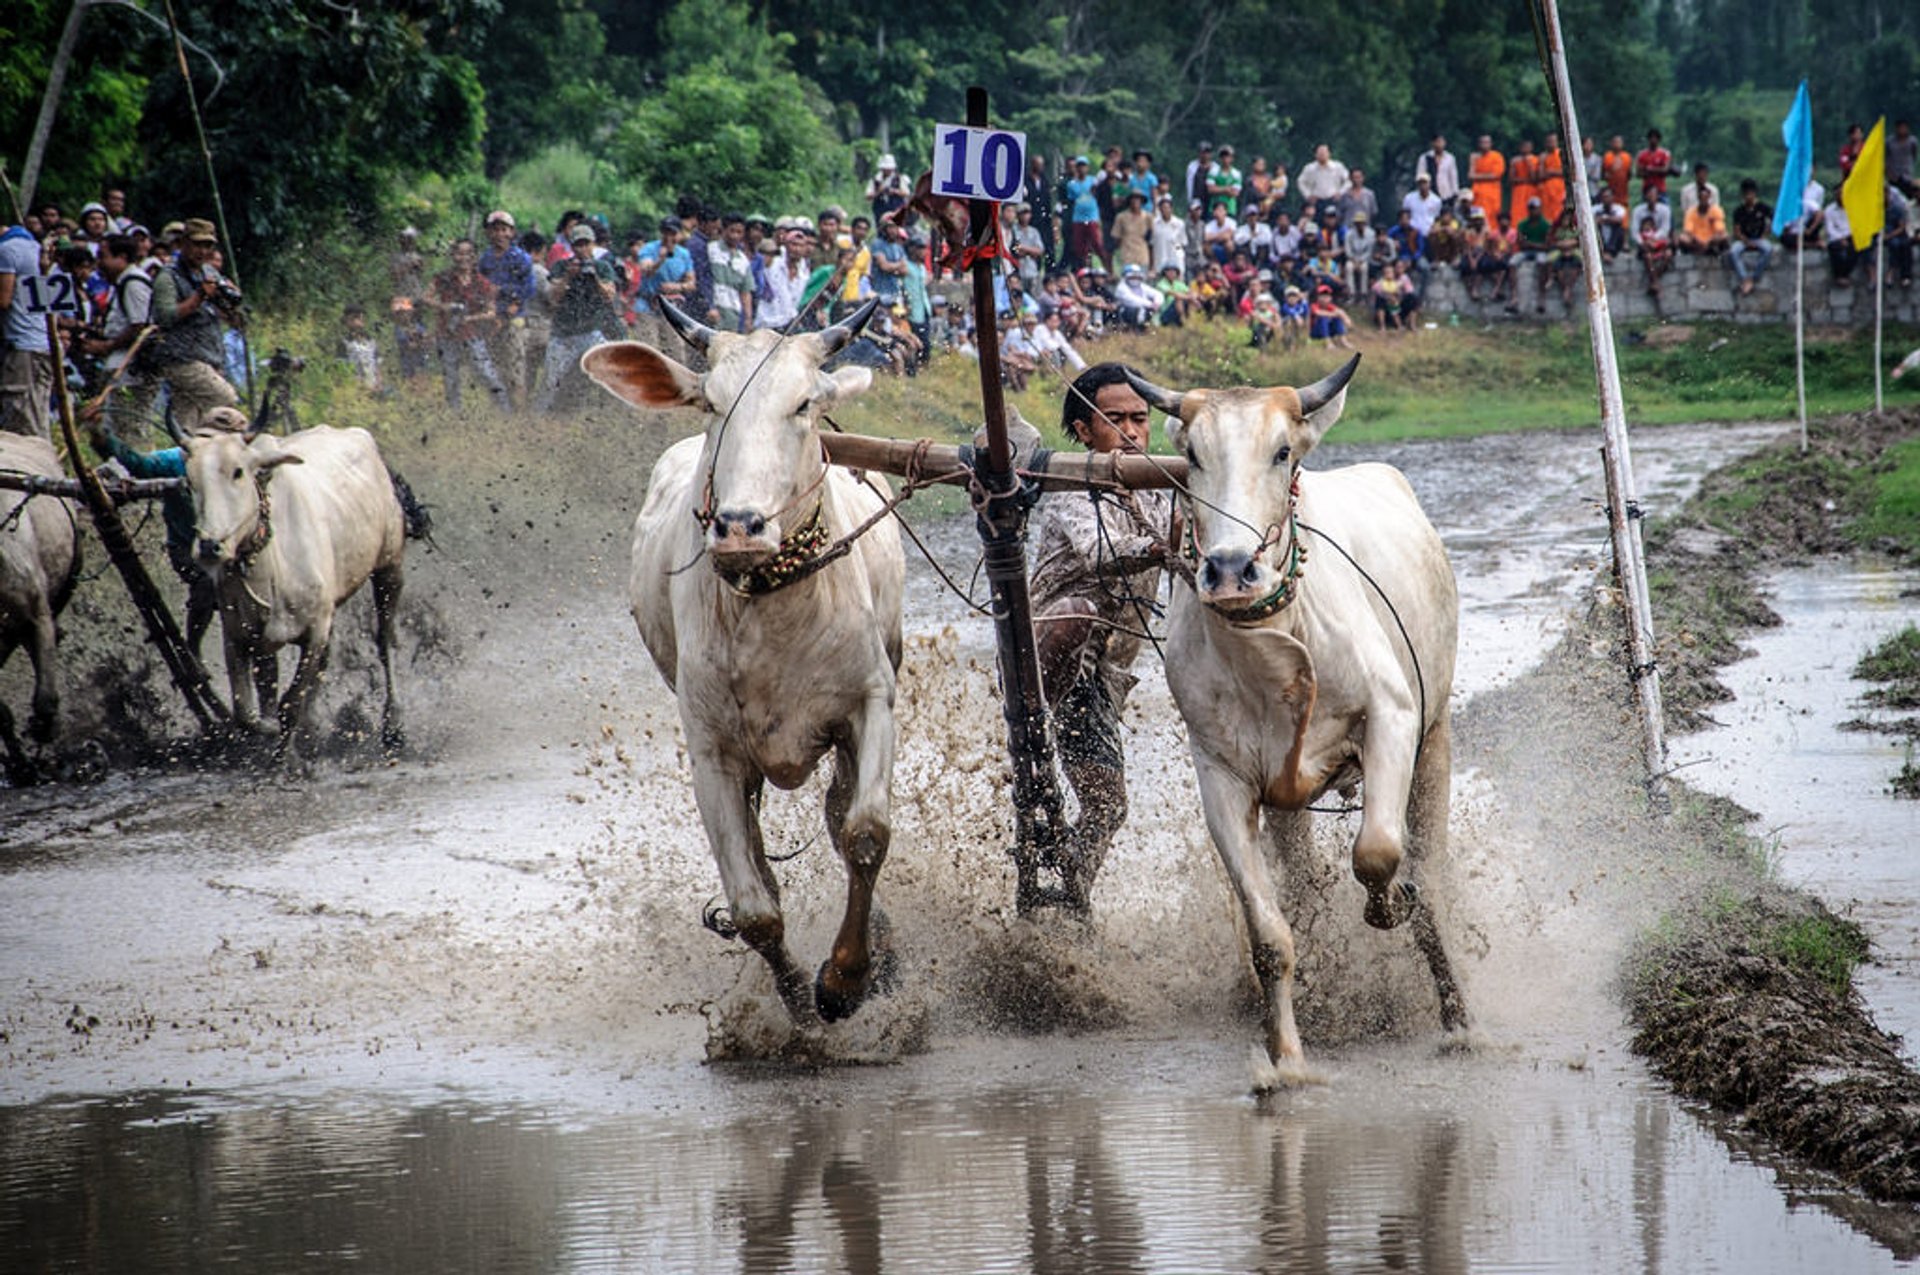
1600;134;1634;207
1537;139;1567;223
1469;135;1506;224
1507;139;1541;227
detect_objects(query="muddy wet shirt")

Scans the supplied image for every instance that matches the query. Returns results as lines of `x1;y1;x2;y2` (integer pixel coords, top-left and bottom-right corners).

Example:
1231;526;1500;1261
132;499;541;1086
1030;486;1173;696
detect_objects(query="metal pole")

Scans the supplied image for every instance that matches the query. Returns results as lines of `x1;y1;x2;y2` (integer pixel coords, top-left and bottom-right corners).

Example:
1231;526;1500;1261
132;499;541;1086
1796;222;1807;449
963;85;1071;912
1535;0;1669;806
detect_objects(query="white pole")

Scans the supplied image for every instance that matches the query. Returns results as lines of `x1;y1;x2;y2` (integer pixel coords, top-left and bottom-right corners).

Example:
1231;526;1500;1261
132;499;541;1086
1796;224;1807;450
1537;0;1668;805
1875;233;1885;414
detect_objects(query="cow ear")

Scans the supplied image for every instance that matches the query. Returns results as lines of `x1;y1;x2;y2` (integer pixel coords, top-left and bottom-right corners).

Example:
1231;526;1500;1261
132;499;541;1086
582;341;707;410
815;365;872;405
247;434;303;470
1162;411;1190;452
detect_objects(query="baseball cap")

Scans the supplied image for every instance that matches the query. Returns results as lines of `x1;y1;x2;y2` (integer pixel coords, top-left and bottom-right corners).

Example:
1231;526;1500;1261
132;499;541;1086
1315;284;1332;294
1074;154;1090;165
660;215;683;233
126;224;150;238
1123;263;1143;276
1352;212;1368;224
485;209;516;228
877;153;897;170
80;201;107;217
1284;284;1303;296
568;222;596;244
792;215;817;234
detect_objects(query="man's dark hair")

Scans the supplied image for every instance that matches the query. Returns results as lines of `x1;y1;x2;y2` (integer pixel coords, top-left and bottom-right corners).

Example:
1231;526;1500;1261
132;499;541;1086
1647;128;1662;141
1134;149;1151;162
851;216;871;230
721;211;746;228
519;229;546;255
674;193;702;220
1063;362;1143;443
558;209;585;229
1740;178;1759;194
101;233;136;260
343;302;366;319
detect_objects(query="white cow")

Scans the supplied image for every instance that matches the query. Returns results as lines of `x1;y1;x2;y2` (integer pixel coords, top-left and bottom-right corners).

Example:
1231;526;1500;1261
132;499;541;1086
1127;356;1467;1083
0;435;81;780
182;424;405;750
585;299;904;1025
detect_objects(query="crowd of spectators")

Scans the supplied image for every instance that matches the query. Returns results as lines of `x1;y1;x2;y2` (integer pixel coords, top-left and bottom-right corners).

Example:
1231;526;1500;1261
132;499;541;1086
5;123;1917;441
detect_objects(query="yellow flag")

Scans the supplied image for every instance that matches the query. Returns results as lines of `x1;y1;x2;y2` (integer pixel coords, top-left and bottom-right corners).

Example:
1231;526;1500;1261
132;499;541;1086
1842;116;1885;251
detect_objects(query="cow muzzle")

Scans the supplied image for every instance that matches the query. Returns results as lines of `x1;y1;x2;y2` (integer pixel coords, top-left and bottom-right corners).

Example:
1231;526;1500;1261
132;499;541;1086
1198;548;1269;606
708;508;779;568
196;536;231;567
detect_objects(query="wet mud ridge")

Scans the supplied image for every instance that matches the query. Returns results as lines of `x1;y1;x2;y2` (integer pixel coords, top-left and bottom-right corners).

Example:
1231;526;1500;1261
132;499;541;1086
1628;407;1920;1203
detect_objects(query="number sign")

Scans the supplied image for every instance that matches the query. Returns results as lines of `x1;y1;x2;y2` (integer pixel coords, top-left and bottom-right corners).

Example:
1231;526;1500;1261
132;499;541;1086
932;124;1027;203
19;274;80;315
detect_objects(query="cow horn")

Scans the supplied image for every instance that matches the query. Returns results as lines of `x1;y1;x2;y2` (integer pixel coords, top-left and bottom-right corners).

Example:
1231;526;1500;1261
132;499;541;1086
659;297;718;353
818;297;882;355
1124;370;1187;420
1296;353;1362;416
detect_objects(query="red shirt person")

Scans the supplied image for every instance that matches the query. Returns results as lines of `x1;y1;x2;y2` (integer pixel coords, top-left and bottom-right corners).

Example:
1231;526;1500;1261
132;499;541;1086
1635;128;1673;202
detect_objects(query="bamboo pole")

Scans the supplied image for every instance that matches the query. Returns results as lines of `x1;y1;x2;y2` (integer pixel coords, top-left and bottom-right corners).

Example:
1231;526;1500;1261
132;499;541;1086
1796;219;1808;449
0;472;182;501
961;86;1073;913
1535;0;1669;807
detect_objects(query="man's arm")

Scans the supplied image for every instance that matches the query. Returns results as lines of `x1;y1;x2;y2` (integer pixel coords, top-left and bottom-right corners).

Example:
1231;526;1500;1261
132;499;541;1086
0;271;14;312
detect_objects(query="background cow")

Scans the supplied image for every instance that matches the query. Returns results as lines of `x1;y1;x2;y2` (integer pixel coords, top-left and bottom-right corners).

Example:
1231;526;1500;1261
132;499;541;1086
1129;355;1467;1085
586;299;904;1026
182;424;405;752
0;434;81;782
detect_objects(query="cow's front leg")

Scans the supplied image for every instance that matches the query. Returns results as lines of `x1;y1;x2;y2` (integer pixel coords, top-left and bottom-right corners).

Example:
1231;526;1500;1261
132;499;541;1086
1196;756;1308;1084
277;632;331;757
691;752;815;1025
1355;701;1421;931
223;626;269;733
816;684;895;1022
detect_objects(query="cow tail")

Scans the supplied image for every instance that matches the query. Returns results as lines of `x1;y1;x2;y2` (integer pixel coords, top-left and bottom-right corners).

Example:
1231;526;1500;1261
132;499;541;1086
387;466;435;545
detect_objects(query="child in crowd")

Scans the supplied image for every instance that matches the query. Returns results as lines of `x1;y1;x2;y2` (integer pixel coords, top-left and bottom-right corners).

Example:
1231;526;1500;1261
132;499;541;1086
1308;283;1356;350
338;303;383;392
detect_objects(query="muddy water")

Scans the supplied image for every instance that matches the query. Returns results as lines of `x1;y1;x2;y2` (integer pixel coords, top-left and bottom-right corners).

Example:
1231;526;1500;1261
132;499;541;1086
6;419;1917;1272
1673;562;1920;1059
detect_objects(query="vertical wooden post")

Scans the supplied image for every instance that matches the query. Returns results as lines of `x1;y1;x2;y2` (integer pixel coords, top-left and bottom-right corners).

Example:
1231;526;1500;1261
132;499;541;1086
45;315;228;732
1535;0;1669;807
964;86;1070;912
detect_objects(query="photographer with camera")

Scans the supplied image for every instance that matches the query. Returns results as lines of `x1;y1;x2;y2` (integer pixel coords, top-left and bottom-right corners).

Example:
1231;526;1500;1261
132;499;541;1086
148;218;240;433
425;237;509;414
536;221;622;416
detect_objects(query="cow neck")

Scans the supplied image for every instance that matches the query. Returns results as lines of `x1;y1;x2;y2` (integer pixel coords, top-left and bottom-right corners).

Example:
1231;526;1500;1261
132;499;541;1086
1182;469;1307;626
712;445;832;599
236;472;274;570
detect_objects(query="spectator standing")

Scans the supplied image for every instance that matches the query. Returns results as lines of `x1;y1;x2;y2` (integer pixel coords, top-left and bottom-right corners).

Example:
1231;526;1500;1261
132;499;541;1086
1582;136;1604;201
1469;135;1507;225
1507;139;1541;227
1111;191;1152;273
477;209;535;407
756;220;810;330
632;216;697;351
866;154;911;225
708;213;755;332
1206;145;1245;216
1011;203;1046;294
1149;195;1187;278
868;218;909;311
426;237;508;413
336;304;381;392
1246;157;1274;214
0;221;52;441
1028;155;1059;268
1890;120;1918;199
518;229;553;390
537;222;622;412
104;189;132;235
1337;168;1378;229
1296;144;1349;221
1096;147;1126;238
1635;129;1673;203
388;227;429;382
1344;213;1378;298
148;218;242;432
1678;163;1720;217
1065;155;1108;271
80;233;157;441
1403;175;1443;236
1127;150;1161;204
1537;138;1567;223
1183;200;1207;280
1185;142;1214;213
1416;135;1461;209
1728;180;1774;296
1839;124;1866;181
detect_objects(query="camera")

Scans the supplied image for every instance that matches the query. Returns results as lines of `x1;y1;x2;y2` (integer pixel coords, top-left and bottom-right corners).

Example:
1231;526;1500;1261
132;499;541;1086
267;347;305;375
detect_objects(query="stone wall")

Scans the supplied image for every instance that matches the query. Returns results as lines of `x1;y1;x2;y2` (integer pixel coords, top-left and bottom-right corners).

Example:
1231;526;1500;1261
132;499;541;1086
1414;248;1919;326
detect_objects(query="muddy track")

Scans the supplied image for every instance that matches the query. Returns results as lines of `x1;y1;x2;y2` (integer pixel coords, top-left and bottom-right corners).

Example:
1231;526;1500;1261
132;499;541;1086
1489;406;1920;1204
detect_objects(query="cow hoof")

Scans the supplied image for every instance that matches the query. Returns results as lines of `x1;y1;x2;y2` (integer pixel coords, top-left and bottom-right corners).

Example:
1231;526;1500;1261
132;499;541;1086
814;964;870;1024
1363;880;1419;931
27;710;55;744
380;722;407;758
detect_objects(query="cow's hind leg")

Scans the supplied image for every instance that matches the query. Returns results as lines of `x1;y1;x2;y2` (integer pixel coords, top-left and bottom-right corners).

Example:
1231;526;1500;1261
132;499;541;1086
694;760;815;1025
1405;714;1468;1031
24;590;59;743
371;563;404;753
277;627;332;758
815;688;895;1022
1;691;35;786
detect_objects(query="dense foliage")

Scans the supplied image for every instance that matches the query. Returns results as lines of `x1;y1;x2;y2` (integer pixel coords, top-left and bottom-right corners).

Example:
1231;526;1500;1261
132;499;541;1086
4;0;1914;291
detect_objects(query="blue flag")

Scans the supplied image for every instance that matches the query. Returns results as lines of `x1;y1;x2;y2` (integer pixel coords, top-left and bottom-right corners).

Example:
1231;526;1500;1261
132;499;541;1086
1772;80;1813;236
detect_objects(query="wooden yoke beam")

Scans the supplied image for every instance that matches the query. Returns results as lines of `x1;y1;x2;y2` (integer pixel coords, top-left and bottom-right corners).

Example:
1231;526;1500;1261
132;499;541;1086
820;432;1189;492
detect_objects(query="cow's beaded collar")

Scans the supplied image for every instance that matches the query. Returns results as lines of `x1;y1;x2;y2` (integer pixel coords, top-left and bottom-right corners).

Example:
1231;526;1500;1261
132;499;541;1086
235;473;273;568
